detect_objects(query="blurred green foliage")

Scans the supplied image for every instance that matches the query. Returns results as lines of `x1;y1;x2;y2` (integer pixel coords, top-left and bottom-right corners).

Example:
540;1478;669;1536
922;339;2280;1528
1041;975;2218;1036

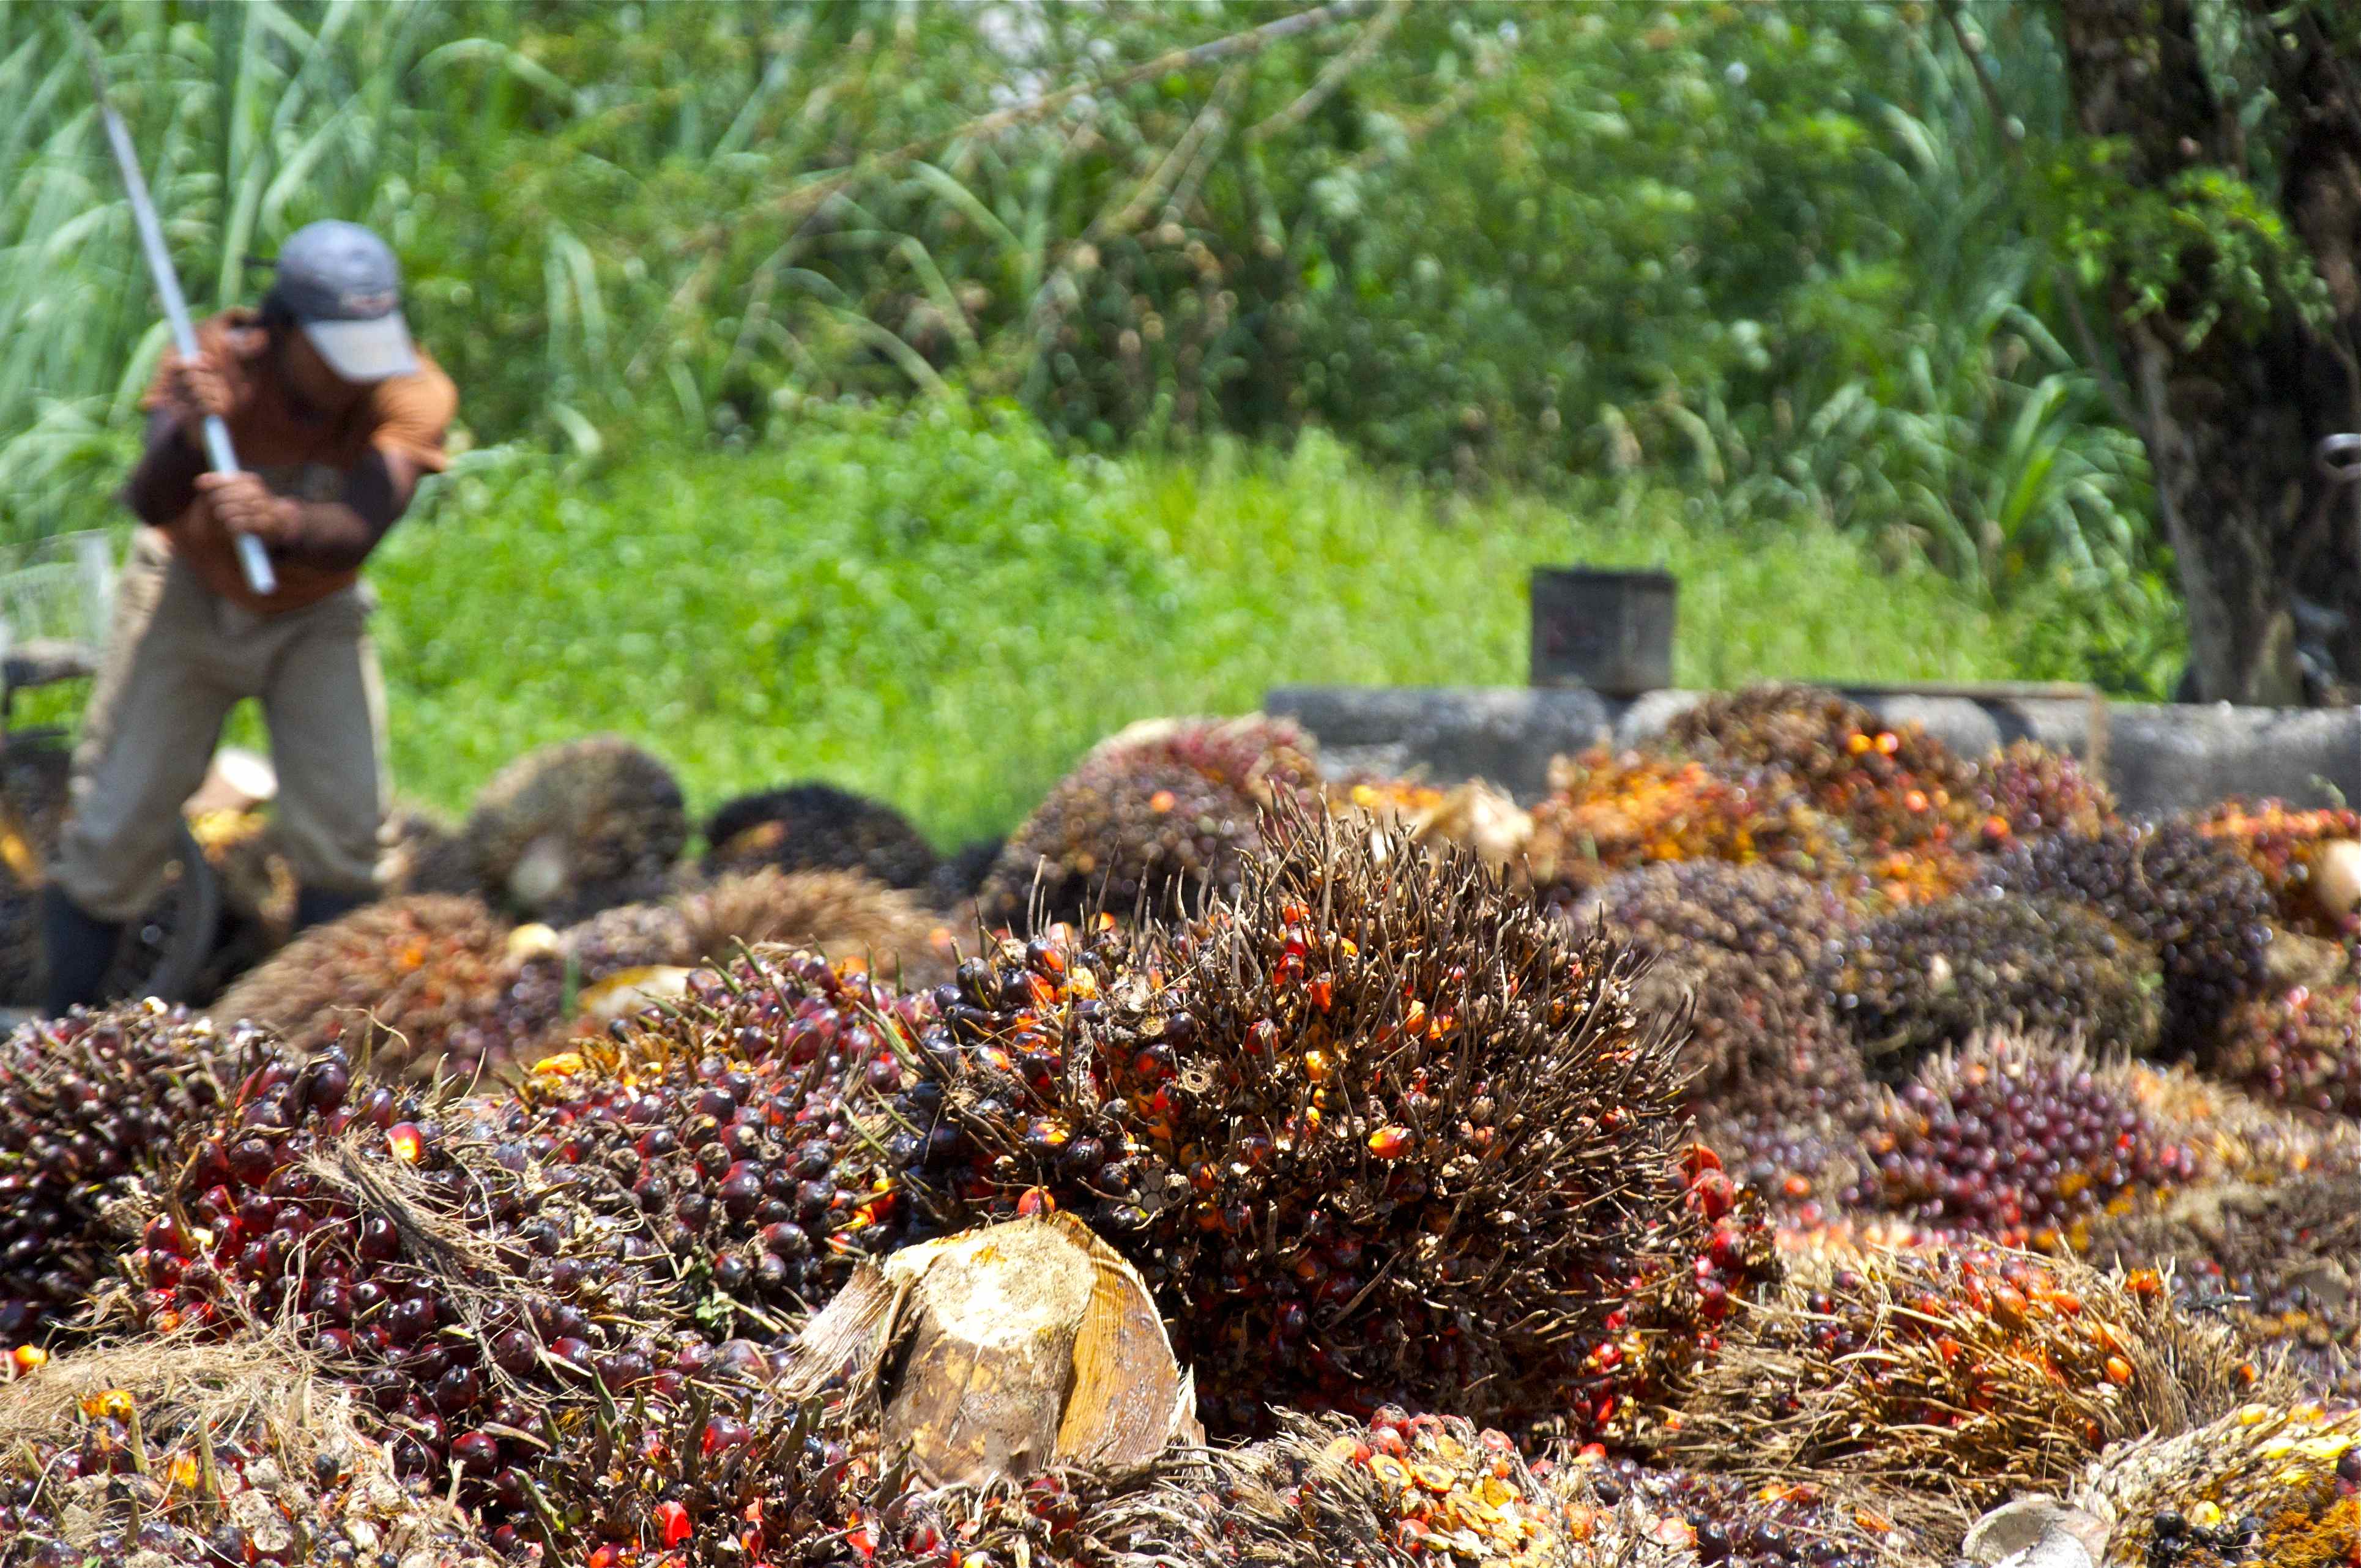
0;0;2184;705
366;402;2055;842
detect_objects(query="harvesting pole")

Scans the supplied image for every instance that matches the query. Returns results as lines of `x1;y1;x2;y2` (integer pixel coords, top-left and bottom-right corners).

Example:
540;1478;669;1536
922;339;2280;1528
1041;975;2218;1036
72;20;276;597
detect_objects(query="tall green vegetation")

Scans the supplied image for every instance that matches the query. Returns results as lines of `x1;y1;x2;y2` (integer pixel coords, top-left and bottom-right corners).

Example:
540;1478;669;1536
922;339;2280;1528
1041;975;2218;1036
0;1;2179;691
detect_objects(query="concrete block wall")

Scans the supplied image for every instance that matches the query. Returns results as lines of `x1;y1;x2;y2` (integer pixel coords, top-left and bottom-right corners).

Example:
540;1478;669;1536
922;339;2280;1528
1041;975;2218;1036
1265;685;2361;817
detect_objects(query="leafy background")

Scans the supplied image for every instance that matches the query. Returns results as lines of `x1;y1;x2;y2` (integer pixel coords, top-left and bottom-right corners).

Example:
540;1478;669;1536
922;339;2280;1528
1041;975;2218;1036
0;1;2186;834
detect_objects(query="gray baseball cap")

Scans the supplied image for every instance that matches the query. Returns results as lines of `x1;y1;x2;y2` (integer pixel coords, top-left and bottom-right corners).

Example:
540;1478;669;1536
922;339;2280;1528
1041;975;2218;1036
270;220;418;382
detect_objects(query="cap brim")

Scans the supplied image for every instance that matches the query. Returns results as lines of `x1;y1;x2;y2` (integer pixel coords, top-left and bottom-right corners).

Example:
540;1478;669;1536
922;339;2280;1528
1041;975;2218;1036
300;311;418;382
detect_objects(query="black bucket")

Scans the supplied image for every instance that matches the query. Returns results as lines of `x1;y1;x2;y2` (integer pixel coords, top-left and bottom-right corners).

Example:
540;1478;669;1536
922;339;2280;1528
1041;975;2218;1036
1530;567;1676;696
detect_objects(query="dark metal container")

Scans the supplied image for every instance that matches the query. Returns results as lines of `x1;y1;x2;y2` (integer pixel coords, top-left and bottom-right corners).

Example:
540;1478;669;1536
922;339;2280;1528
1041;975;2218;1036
1530;567;1676;696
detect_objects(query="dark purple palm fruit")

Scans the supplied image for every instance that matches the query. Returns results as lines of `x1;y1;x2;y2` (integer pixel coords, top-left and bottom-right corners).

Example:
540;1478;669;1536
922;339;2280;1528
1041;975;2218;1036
1979;819;2274;1060
0;1003;275;1346
124;1047;695;1515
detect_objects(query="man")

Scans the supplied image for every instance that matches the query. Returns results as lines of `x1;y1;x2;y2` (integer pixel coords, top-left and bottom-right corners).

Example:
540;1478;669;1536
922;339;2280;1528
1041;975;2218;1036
42;220;455;1016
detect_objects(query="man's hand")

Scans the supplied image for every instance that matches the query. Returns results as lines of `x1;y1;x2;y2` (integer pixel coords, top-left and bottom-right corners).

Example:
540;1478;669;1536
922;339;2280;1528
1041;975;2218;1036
193;471;297;547
155;329;262;436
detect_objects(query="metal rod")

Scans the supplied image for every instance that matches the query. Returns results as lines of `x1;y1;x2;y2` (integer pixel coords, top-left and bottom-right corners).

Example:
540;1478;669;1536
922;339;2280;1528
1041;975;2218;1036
73;22;275;597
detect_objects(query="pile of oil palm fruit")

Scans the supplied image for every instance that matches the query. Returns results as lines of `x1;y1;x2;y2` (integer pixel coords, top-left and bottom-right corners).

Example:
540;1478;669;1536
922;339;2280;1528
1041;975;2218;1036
4;686;2360;1568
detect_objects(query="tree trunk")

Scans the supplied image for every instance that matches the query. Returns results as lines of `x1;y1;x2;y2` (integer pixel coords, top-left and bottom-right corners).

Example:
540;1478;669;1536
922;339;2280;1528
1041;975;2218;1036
2055;0;2361;704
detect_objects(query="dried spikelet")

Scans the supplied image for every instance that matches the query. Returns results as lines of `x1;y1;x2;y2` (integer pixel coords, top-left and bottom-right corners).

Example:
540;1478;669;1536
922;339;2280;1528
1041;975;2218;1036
1826;895;2165;1072
880;807;1774;1439
2073;1401;2361;1568
462;735;688;921
0;1332;496;1562
210;893;552;1080
702;781;939;891
1659;1244;2284;1512
677;868;954;988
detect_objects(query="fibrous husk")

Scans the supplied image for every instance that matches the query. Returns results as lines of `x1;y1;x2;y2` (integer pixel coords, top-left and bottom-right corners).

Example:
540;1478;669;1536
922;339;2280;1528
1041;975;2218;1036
2084;1173;2361;1402
677;867;954;989
702;781;940;892
209;893;556;1080
461;735;688;921
779;1212;1199;1488
1658;1244;2284;1514
880;807;1776;1440
0;1334;496;1564
1978;821;2274;1059
1825;894;2165;1074
2072;1400;2361;1568
1332;776;1534;876
0;1003;274;1345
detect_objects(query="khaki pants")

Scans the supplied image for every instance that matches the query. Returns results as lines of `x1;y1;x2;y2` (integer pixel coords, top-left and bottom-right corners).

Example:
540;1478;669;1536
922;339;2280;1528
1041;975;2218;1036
52;531;387;921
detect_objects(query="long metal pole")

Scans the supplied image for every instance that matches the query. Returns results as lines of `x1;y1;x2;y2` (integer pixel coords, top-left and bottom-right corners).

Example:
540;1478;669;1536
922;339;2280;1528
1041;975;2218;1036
73;24;275;597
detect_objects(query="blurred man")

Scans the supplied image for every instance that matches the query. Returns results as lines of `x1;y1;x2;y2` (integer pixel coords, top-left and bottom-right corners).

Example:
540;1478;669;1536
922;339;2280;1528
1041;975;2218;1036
43;220;455;1014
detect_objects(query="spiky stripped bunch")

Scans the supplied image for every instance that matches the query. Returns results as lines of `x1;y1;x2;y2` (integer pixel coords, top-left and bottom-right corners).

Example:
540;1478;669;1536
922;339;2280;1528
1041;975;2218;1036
891;814;1772;1438
1824;894;2165;1072
1660;1246;2274;1510
1523;749;1849;902
1660;684;1979;853
702;782;939;893
2218;983;2361;1118
209;894;555;1081
1980;820;2275;1057
0;1006;270;1345
462;735;688;922
0;1339;497;1566
2074;1401;2361;1568
2195;798;2361;942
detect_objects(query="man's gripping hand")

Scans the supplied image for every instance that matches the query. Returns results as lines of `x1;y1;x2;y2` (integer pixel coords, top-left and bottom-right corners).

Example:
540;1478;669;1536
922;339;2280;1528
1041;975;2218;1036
193;471;297;547
155;327;264;437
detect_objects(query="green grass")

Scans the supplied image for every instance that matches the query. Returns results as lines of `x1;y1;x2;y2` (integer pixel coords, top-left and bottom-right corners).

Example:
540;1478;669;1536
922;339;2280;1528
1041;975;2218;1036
352;399;2040;848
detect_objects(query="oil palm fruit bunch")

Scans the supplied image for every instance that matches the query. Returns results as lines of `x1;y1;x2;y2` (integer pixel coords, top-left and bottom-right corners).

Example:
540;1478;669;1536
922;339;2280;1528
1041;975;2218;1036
1660;683;1980;853
702;782;939;893
124;1044;708;1511
1524;748;1850;903
380;803;481;899
675;868;954;990
1979;820;2275;1059
2072;1400;2361;1568
0;1337;498;1566
2217;982;2361;1118
1660;1244;2274;1513
885;812;1774;1440
2085;1174;2361;1402
2195;799;2361;942
976;755;1266;932
561;899;697;987
1825;894;2165;1074
1080;712;1326;803
1582;864;1867;1208
1840;1037;2197;1252
1967;740;2116;848
1585;860;1857;1103
0;1003;273;1347
211;893;560;1081
463;735;688;923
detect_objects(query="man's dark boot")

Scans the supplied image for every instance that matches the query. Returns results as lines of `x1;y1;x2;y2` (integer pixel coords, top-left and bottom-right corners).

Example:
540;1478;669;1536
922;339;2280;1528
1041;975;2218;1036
292;885;372;935
42;885;124;1017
